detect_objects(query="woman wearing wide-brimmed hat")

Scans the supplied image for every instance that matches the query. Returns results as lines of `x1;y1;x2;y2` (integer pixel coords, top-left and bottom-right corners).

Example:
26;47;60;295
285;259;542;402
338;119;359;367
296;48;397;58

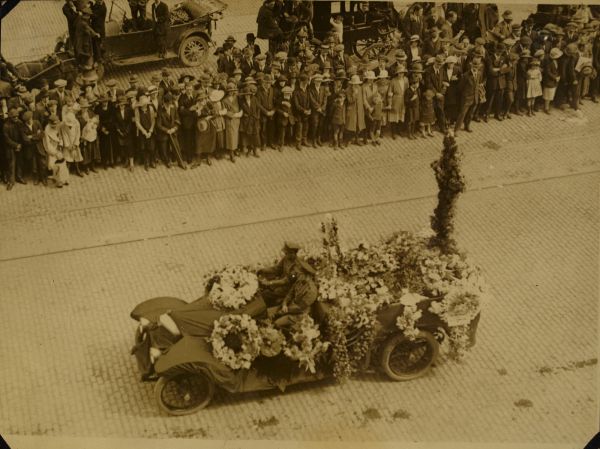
345;74;366;145
222;83;242;163
60;106;84;176
542;47;563;113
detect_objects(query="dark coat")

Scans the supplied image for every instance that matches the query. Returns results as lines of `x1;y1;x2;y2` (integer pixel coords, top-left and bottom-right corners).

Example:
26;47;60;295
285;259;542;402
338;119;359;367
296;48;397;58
152;1;169;35
256;4;282;40
308;84;327;116
292;85;311;118
256;86;275;117
404;86;420;123
485;54;507;91
217;56;236;77
62;2;79;39
91;1;107;37
113;105;134;145
542;57;560;88
155;103;179;141
74;16;95;57
423;38;443;57
240;96;260;134
178;93;197;129
20;119;45;155
3;119;22;150
458;70;480;106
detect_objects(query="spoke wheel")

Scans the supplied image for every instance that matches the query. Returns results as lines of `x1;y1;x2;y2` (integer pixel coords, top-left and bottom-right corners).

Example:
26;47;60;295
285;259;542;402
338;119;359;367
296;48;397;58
155;372;214;416
352;38;378;59
380;331;439;381
179;35;208;67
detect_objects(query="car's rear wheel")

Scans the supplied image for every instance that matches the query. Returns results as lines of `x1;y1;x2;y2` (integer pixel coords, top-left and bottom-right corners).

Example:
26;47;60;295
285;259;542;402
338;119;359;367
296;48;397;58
178;35;208;67
154;372;214;416
380;331;439;381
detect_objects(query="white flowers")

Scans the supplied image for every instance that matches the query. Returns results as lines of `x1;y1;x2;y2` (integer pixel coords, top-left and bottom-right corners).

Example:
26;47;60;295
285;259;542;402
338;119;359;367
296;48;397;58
209;314;262;370
283;315;330;373
206;266;259;310
396;304;423;341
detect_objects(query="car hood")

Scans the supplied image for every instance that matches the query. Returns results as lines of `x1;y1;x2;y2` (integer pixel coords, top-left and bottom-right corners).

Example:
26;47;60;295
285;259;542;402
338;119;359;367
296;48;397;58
180;0;227;19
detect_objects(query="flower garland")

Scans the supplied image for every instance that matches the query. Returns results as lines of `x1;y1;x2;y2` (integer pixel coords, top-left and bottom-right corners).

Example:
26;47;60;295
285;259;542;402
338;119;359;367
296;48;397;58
205;266;259;310
283;315;330;373
209;314;262;370
396;305;423;341
320;214;344;278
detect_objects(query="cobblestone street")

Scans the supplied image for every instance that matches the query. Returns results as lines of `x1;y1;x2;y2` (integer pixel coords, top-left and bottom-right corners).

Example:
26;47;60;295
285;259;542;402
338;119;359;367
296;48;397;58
1;1;598;448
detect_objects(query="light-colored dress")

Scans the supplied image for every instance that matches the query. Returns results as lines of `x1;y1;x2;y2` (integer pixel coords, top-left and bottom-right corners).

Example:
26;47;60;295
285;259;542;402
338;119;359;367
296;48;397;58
222;94;241;151
526;67;543;99
387;76;408;123
60;112;83;162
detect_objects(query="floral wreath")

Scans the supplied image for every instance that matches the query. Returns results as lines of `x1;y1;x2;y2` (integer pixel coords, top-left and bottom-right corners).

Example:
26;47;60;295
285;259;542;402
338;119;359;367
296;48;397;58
209;314;262;370
206;265;259;310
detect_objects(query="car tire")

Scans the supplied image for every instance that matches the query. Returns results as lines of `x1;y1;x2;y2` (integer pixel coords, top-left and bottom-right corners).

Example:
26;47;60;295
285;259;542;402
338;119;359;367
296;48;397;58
380;331;439;381
154;371;215;416
178;35;209;67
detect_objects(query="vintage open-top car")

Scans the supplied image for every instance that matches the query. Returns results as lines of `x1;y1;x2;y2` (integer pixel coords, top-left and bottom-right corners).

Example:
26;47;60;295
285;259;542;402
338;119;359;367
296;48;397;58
131;292;480;416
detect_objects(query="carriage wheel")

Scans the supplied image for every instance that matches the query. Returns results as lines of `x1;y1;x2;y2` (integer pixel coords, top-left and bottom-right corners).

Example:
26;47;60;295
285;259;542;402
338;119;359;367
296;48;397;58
352;39;379;60
178;35;209;67
154;372;215;416
380;331;439;381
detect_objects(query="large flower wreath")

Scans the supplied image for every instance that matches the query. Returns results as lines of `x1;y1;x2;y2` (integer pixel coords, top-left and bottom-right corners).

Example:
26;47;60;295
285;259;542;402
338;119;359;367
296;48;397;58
209;314;262;370
206;266;259;310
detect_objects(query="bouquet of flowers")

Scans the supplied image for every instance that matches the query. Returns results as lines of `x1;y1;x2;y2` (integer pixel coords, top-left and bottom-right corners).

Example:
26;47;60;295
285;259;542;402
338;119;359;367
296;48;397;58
258;325;286;357
209;314;262;370
205;265;259;310
283;315;330;373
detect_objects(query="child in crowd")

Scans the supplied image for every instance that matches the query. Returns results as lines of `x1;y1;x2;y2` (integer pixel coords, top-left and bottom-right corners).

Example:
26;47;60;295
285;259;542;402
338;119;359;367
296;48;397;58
526;58;543;116
420;88;435;137
331;91;346;149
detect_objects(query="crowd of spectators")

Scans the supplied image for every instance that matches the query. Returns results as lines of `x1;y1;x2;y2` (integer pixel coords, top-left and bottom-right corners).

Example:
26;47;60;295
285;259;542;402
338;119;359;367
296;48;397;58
1;1;599;191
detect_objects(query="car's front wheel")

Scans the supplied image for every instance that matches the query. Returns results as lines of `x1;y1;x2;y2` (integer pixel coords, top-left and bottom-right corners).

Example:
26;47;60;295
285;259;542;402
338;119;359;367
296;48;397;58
380;331;439;381
178;35;208;67
154;371;214;416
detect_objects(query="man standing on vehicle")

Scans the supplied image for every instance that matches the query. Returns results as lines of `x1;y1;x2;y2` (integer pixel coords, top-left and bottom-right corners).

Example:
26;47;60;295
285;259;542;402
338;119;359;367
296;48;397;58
75;7;101;70
152;0;170;59
257;0;283;56
63;0;81;53
129;0;148;30
91;0;107;63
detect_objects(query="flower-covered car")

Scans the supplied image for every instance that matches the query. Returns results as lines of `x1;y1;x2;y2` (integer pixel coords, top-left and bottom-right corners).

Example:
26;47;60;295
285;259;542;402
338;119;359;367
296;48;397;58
130;219;486;416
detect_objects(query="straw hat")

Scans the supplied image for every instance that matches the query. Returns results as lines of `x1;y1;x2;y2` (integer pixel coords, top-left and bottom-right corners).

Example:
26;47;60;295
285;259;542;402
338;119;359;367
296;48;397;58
209;89;225;102
549;48;563;59
225;82;238;93
348;74;362;85
363;70;376;80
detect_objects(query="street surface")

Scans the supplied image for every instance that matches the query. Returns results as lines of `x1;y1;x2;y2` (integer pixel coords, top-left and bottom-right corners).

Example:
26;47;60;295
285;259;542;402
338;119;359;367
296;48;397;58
0;1;598;447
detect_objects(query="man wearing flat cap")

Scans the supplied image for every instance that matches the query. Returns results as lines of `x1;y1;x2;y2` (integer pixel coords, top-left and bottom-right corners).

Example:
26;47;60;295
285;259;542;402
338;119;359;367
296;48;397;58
271;262;318;327
292;72;311;150
256;73;276;150
258;241;316;308
490;10;513;42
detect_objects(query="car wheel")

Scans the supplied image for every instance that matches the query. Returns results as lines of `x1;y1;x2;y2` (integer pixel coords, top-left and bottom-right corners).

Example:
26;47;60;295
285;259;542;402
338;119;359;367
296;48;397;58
154;372;214;416
178;35;209;67
380;331;439;381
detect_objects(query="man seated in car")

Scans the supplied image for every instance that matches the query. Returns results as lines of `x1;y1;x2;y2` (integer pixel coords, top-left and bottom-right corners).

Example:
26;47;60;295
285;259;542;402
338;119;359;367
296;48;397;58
257;241;316;307
269;262;318;328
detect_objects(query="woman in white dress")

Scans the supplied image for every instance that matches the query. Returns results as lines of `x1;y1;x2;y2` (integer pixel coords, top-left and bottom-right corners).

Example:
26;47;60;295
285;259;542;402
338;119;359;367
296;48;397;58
60;108;84;176
43;115;69;187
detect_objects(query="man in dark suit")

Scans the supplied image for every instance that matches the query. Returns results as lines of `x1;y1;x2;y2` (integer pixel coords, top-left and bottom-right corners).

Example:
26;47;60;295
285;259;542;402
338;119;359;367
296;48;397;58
542;48;562;113
424;54;447;131
20;110;46;185
307;73;327;147
91;0;107;62
151;0;169;58
3;108;25;190
240;47;256;79
155;92;180;167
63;0;80;52
592;32;600;103
454;59;481;135
217;44;236;77
74;7;100;70
113;95;134;166
292;73;311;150
484;43;508;121
256;74;275;150
49;79;69;119
177;82;196;163
423;27;443;57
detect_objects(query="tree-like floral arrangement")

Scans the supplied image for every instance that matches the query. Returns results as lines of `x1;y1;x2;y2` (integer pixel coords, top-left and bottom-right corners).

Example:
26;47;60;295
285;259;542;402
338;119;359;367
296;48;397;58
430;132;466;254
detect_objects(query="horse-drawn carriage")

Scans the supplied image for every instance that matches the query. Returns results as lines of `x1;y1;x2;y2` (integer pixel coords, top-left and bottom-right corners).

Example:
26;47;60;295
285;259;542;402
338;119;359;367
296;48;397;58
311;1;400;59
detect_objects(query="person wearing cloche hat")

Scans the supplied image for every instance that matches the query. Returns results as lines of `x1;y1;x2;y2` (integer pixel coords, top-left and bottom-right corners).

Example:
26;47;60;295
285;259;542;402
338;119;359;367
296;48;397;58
541;48;563;113
206;89;227;162
222;82;242;163
345;74;366;145
407;35;423;65
78;95;101;175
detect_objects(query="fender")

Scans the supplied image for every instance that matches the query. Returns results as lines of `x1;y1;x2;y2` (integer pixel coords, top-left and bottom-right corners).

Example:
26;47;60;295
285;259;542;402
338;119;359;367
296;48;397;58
130;296;188;321
173;26;213;52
